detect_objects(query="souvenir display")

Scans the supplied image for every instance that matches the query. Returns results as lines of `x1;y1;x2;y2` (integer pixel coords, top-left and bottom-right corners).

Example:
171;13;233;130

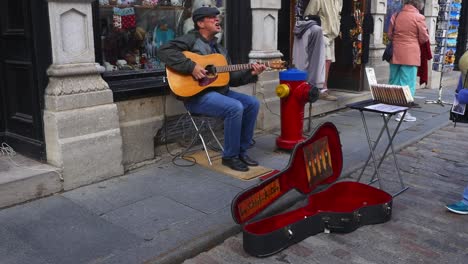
153;19;175;48
113;7;136;30
142;0;159;7
98;0;225;72
433;0;459;73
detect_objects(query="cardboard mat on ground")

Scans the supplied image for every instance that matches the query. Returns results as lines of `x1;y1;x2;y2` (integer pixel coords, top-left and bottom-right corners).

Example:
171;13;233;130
185;150;274;180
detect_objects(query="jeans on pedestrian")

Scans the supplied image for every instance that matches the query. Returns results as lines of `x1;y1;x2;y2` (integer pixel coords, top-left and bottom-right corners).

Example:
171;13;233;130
463;185;468;205
184;90;259;158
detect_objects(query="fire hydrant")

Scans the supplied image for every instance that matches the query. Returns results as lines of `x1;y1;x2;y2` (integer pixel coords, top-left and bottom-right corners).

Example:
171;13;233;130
275;68;319;150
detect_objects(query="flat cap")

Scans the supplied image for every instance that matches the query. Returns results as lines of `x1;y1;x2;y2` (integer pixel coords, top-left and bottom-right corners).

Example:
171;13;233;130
192;7;220;23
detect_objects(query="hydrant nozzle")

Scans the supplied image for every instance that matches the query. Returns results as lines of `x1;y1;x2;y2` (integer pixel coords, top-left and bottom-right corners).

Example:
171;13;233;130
276;84;290;98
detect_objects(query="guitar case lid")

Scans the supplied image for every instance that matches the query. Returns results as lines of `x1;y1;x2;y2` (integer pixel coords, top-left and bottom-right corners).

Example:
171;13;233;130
231;122;343;225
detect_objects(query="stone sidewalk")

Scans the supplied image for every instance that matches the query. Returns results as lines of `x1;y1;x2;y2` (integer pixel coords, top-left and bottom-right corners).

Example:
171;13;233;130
183;124;468;264
0;75;463;264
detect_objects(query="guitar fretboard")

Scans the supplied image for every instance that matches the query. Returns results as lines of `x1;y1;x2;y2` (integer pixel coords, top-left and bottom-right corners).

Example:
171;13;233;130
216;62;272;73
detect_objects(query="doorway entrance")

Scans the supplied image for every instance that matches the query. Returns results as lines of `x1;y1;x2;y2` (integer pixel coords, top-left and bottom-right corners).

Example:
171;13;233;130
0;0;51;160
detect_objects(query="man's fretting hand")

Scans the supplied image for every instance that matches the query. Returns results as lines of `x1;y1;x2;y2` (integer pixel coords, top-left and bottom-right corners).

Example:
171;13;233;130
192;64;207;80
251;63;267;76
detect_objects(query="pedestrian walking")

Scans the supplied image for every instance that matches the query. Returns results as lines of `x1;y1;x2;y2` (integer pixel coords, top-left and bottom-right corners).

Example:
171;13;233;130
387;0;429;122
303;0;342;101
446;186;468;214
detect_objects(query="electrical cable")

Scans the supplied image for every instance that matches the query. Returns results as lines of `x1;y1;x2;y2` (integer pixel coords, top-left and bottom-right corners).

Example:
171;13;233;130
0;142;64;181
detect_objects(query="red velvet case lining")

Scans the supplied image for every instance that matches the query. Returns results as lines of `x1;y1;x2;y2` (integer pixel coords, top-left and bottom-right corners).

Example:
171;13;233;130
244;182;392;234
232;122;344;225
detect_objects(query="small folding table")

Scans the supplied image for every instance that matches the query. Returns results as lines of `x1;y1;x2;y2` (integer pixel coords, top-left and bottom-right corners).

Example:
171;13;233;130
347;99;410;197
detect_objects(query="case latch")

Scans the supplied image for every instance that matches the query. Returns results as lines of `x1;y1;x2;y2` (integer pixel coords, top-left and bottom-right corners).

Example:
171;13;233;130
284;226;293;239
353;211;362;223
383;203;392;215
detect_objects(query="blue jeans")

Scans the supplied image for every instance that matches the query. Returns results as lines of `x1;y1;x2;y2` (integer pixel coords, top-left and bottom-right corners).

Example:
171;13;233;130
463;185;468;205
185;90;259;158
389;64;417;96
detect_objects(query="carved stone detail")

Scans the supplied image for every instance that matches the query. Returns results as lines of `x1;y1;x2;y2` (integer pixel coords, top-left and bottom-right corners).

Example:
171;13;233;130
45;63;109;96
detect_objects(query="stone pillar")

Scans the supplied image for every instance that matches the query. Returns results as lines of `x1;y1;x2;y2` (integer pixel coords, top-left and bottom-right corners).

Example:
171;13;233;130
249;0;282;130
44;0;124;190
425;0;440;89
249;0;283;60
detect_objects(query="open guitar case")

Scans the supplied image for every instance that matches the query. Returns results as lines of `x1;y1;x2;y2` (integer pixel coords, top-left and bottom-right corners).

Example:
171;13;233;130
231;122;393;257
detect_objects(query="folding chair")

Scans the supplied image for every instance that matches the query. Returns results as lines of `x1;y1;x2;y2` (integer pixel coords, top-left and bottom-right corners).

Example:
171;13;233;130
186;110;224;165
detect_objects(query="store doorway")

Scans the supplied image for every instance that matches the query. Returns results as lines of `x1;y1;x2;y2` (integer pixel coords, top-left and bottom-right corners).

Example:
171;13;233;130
328;0;369;91
0;0;51;160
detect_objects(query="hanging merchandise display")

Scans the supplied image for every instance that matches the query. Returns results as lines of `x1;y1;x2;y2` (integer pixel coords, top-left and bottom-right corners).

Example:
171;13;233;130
350;0;363;65
98;0;226;73
433;0;461;73
427;0;461;106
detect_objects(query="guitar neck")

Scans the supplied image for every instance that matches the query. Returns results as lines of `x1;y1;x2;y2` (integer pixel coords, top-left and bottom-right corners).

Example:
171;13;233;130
216;62;271;73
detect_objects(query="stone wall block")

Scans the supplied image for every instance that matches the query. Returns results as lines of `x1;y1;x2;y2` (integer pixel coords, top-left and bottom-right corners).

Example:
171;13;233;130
120;117;163;168
45;90;114;112
60;129;124;190
44;106;125;189
116;96;168;167
255;71;281;130
165;96;186;116
54;104;120;139
117;97;163;123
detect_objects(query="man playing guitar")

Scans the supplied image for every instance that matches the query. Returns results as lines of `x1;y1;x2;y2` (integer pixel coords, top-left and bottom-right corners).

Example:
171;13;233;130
158;7;266;172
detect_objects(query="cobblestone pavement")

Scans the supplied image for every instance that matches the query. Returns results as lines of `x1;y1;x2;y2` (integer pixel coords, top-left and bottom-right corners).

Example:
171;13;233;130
183;124;468;264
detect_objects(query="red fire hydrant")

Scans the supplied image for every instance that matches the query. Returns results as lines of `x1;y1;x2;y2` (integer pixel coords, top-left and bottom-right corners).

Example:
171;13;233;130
275;68;318;150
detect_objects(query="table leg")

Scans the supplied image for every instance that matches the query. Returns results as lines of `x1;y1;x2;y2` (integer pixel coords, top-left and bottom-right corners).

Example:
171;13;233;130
359;111;383;189
356;113;388;183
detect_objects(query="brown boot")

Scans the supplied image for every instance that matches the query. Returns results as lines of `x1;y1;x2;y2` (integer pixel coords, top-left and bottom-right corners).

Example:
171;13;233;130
319;90;337;101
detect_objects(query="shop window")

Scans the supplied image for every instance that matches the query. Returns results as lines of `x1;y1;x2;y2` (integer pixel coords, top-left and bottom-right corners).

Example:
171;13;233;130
94;0;225;100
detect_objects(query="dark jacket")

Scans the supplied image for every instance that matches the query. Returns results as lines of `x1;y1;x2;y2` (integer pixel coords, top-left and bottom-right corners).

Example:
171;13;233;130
158;30;257;96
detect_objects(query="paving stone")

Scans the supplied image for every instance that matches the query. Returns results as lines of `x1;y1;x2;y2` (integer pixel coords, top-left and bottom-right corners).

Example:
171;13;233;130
0;196;140;264
183;123;468;263
101;195;205;240
0;226;49;264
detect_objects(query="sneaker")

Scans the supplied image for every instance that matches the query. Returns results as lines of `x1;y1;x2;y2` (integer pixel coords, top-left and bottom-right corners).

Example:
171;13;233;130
319;90;338;101
410;102;421;108
395;112;417;122
446;201;468;215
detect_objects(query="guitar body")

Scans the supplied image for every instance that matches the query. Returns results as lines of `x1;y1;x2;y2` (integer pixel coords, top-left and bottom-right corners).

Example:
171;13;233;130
166;51;230;97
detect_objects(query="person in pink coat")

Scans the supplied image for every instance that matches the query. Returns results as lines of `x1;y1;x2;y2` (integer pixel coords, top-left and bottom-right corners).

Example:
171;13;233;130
388;0;429;122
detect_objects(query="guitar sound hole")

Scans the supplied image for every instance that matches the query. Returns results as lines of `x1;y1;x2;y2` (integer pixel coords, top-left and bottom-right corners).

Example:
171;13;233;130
205;65;217;78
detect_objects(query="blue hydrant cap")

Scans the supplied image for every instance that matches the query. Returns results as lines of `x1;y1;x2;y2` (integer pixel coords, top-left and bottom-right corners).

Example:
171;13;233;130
279;68;308;81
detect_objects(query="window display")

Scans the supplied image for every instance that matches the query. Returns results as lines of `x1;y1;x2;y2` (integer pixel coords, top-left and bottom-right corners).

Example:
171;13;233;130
97;0;224;73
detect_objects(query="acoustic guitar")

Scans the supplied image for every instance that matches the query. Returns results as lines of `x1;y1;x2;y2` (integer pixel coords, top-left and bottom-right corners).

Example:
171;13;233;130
165;51;285;97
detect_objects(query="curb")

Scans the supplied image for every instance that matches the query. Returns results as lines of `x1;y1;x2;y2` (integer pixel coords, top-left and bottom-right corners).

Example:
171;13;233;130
147;192;305;264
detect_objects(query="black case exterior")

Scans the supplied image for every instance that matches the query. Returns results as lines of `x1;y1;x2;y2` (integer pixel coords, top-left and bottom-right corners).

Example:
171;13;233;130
232;122;393;257
242;195;393;257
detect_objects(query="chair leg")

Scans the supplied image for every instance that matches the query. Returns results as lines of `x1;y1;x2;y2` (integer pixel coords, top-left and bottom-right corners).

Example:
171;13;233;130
188;112;213;165
207;122;224;152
